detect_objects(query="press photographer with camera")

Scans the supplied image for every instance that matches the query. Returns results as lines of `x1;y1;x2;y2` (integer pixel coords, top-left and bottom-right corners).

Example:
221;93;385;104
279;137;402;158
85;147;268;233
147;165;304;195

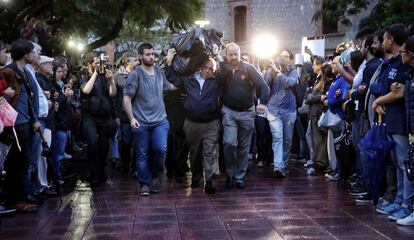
80;52;117;187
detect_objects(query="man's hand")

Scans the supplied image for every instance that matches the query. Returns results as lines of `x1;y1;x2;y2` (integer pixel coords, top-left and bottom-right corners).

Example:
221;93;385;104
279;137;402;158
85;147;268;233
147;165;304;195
166;48;176;66
304;46;313;56
105;69;114;79
320;95;327;102
335;89;342;98
130;118;140;129
53;91;59;100
115;118;121;127
357;85;367;94
372;100;386;115
33;121;41;132
269;59;281;74
323;99;328;106
390;82;402;93
256;104;267;115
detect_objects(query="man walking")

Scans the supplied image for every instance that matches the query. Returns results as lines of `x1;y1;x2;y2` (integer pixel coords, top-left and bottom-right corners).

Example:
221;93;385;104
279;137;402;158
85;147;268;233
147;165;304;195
215;43;270;189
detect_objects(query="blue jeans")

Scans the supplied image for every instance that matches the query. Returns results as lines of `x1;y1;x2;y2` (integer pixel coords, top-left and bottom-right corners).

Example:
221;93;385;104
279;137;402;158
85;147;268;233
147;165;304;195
52;130;68;180
390;134;414;210
133;118;169;186
268;112;297;171
111;128;120;159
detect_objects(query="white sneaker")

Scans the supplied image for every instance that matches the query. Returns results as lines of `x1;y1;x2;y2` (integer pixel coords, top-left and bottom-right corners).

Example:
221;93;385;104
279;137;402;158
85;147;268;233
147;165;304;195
307;167;315;175
304;160;314;168
64;152;72;159
257;161;264;168
397;212;414;226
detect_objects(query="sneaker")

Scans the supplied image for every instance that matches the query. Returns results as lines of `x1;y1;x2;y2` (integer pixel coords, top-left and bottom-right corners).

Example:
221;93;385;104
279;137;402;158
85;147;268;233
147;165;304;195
348;183;369;197
304;160;314;168
376;202;401;215
355;194;373;205
397;212;414;226
72;144;83;152
64;152;72;159
235;181;245;189
205;179;216;194
150;178;161;193
325;172;340;181
257;161;264;168
0;204;16;215
140;185;150;196
297;158;307;164
306;167;315;175
15;202;37;212
274;169;286;178
388;207;411;221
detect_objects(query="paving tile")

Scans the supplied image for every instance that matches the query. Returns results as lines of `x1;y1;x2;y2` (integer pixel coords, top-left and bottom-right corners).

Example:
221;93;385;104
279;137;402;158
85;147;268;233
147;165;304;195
228;229;284;240
181;230;231;240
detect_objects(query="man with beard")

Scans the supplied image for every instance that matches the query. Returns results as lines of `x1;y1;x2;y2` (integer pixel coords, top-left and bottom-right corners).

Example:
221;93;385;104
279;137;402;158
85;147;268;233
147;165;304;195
123;43;178;196
215;43;269;189
373;24;413;222
1;39;41;212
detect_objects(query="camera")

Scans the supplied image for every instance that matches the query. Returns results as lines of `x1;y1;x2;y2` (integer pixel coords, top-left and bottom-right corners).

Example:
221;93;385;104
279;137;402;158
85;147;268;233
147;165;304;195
97;54;110;75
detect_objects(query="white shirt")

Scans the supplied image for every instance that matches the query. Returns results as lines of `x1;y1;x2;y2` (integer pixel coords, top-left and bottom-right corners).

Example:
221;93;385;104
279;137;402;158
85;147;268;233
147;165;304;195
352;60;366;89
194;72;205;91
25;64;49;118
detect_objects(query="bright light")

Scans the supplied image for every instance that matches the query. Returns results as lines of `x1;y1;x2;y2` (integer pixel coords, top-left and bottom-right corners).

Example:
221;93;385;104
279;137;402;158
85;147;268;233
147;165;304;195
76;43;84;52
253;34;278;59
67;40;75;48
195;20;210;28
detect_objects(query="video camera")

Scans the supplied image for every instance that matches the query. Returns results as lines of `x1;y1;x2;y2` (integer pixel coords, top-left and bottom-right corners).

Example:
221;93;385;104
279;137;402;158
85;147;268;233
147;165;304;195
97;54;110;75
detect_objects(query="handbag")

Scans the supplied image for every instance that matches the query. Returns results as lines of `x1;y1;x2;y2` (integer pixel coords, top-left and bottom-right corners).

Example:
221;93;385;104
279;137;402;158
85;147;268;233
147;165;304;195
318;109;342;132
0;97;20;151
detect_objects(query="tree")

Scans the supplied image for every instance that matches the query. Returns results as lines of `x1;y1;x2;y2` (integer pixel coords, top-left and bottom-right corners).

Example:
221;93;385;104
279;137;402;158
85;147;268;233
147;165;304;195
0;0;202;52
312;0;414;31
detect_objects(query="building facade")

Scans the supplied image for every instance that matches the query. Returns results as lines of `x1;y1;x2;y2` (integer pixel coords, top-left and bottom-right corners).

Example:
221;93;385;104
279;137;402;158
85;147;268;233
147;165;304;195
203;0;377;57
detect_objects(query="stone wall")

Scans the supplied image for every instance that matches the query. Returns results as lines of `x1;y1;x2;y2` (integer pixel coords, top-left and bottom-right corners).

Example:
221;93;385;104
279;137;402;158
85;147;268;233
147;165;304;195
203;0;377;56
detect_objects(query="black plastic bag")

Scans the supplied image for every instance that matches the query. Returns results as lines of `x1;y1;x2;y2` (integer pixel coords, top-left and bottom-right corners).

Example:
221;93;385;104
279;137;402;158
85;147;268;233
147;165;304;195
164;28;223;75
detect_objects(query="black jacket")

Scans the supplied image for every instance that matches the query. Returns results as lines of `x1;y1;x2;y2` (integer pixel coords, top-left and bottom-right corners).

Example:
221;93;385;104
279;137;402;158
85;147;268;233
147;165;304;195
406;68;414;134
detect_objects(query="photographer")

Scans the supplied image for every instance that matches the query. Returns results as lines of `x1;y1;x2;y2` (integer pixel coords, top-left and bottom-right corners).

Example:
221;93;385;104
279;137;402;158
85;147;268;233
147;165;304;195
80;52;117;187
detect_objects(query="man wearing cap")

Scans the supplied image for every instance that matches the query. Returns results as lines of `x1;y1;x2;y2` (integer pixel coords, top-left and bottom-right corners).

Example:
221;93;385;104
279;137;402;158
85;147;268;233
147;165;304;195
35;55;55;196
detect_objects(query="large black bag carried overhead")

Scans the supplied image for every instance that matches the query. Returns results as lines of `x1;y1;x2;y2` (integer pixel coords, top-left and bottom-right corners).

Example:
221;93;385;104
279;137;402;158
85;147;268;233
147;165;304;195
166;28;224;75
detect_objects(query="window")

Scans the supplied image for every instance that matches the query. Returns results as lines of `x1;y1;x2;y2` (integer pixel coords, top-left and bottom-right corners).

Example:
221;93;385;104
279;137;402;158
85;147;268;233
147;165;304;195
234;6;247;42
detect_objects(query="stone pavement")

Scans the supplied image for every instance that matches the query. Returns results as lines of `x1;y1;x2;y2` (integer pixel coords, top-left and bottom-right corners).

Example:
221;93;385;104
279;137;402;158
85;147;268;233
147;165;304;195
0;162;413;240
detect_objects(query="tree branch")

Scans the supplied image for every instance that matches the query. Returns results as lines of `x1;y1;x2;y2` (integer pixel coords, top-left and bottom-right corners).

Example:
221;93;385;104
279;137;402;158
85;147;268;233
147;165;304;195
84;0;132;52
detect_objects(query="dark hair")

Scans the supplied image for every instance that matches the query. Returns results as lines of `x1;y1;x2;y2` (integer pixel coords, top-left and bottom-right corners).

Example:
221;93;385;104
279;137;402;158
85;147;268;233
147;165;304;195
350;50;364;72
138;43;153;55
313;56;326;65
10;39;33;61
405;36;414;54
279;48;294;60
356;27;375;40
84;52;98;65
374;29;385;44
385;23;408;46
321;63;335;80
363;35;375;56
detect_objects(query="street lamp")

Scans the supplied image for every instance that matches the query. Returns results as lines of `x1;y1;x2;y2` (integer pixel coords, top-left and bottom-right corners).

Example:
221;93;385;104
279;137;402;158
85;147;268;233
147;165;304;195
195;20;210;28
67;39;85;53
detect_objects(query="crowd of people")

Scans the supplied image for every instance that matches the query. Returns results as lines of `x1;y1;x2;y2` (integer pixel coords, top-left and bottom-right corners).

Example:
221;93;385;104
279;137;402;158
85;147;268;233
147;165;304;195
0;21;414;228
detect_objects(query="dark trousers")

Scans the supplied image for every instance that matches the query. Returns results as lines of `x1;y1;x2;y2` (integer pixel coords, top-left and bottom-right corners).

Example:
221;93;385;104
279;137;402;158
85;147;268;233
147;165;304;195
3;123;32;205
120;122;134;172
255;116;272;164
82;113;114;182
165;97;189;179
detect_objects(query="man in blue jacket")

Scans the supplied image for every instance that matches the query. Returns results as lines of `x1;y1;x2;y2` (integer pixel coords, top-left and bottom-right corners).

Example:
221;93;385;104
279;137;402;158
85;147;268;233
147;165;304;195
167;57;221;194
